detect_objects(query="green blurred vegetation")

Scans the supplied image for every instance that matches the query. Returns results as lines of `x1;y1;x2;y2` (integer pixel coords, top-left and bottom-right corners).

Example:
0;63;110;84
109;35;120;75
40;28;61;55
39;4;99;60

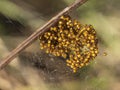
0;0;120;90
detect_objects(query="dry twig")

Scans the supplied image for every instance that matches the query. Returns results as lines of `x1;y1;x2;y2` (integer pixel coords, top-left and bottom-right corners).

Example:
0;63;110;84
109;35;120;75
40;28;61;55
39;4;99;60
0;0;88;70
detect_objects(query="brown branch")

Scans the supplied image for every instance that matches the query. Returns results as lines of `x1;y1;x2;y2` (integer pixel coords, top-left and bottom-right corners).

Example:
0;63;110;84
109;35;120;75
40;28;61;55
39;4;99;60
0;0;88;70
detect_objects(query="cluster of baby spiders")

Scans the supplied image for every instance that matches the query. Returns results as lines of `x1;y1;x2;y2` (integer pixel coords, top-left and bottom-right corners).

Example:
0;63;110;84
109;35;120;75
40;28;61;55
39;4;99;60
39;15;98;72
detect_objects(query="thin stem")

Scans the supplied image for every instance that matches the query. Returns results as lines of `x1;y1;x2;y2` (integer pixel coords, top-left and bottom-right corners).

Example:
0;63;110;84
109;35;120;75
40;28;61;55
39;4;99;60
0;0;88;70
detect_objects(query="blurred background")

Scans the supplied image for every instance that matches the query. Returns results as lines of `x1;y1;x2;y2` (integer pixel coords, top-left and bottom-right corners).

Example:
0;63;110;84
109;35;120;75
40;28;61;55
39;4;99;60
0;0;120;90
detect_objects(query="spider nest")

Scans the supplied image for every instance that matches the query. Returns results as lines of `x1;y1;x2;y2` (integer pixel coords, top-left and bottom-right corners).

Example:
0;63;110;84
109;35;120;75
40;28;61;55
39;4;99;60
39;15;98;73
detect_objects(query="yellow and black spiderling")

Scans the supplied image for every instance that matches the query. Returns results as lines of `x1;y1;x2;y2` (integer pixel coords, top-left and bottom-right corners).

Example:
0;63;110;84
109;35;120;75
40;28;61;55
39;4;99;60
39;14;99;73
